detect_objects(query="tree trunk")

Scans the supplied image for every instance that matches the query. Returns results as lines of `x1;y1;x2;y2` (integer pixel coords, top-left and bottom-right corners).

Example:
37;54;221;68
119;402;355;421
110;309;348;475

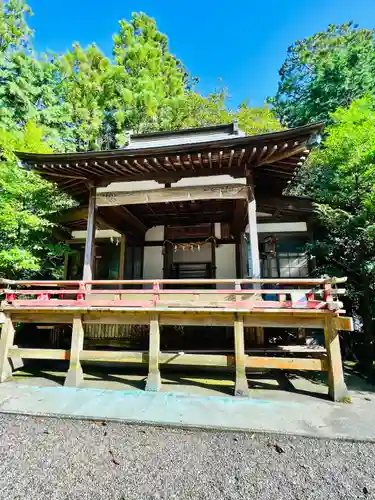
359;279;375;378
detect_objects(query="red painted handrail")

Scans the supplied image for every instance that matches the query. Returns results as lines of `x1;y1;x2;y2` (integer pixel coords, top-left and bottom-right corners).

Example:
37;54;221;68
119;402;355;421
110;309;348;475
0;277;346;312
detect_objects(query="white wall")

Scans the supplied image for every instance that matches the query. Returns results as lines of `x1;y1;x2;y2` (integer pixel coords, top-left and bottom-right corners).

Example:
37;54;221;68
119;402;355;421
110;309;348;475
172;175;246;188
145;225;164;242
143;246;163;280
216;244;236;289
245;222;308;233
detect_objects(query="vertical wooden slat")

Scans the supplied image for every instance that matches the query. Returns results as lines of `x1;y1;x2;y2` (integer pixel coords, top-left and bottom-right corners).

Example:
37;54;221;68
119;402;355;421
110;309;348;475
0;314;16;382
324;316;348;401
145;315;161;391
83;185;97;281
234;313;248;396
64;316;85;387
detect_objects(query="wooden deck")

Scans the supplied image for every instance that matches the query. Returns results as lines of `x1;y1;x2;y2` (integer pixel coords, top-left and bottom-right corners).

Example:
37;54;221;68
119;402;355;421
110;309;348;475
0;277;352;401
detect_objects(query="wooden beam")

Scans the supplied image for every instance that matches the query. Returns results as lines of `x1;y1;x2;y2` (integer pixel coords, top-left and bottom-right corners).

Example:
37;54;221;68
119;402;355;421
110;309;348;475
334;316;353;331
99;206;147;235
96;167;246;186
96;184;248;207
58;206;88;223
82;186;96;281
8;348;69;360
246;356;328;371
80;350;145;363
259;145;307;166
255;194;313;213
159;353;233;367
7;308;337;332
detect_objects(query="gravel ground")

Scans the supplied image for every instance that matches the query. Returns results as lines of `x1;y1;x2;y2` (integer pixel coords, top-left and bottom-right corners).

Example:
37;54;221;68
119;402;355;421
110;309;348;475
0;415;374;500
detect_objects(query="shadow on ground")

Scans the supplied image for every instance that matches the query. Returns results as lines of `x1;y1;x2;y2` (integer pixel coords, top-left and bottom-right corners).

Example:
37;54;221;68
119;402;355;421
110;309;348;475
8;358;375;401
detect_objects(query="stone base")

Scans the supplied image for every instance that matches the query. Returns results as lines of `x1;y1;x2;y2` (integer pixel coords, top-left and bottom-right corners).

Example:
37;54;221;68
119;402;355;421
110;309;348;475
329;381;349;402
64;366;84;387
145;371;162;392
0;360;13;383
234;376;249;397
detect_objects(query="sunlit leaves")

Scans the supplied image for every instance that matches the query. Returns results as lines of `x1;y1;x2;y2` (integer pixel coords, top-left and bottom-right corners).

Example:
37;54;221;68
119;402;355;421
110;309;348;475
271;23;375;126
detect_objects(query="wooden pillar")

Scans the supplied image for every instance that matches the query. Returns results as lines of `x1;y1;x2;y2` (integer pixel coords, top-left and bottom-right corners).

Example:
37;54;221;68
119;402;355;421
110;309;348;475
235;239;242;278
83;185;97;281
234;313;248;396
118;234;126;280
65;316;85;387
246;174;263;343
145;315;161;391
324;317;348;401
256;326;265;345
0;314;16;382
246;179;260;280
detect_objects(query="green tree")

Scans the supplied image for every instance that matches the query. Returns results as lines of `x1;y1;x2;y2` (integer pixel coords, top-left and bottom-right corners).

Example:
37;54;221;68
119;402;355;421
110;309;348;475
0;121;73;279
291;96;375;374
271;23;375;126
235;102;283;135
55;43;111;151
108;12;188;144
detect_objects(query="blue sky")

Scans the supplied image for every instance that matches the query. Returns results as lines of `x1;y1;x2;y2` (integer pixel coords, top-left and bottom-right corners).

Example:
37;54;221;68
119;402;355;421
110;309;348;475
28;0;375;109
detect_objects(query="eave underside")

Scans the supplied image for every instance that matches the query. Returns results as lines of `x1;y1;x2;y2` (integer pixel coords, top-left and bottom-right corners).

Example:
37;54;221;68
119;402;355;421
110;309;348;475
16;123;323;200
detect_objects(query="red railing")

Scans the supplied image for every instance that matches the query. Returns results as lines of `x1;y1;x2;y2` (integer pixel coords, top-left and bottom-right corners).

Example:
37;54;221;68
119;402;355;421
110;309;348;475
0;278;346;313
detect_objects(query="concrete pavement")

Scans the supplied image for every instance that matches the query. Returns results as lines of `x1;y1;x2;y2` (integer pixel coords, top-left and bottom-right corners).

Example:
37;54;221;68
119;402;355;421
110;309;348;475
0;372;374;441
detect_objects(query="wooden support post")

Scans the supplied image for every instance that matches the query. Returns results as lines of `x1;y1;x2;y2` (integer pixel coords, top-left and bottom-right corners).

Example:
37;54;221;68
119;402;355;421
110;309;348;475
324;316;348;402
145;315;161;391
83;185;97;282
118;234;126;281
0;314;16;382
234;313;248;396
64;316;85;387
256;326;265;346
246;178;260;280
297;327;306;344
247;175;263;345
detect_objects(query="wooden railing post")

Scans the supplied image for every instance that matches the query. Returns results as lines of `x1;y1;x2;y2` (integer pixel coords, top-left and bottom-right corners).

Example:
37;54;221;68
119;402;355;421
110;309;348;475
0;313;16;382
234;313;248;396
64;315;85;387
145;314;161;391
324;316;348;401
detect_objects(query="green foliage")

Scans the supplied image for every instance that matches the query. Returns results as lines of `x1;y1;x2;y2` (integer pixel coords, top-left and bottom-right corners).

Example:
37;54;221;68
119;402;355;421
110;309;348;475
236;102;284;135
109;12;187;142
291;97;375;371
0;122;73;279
270;23;375;126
